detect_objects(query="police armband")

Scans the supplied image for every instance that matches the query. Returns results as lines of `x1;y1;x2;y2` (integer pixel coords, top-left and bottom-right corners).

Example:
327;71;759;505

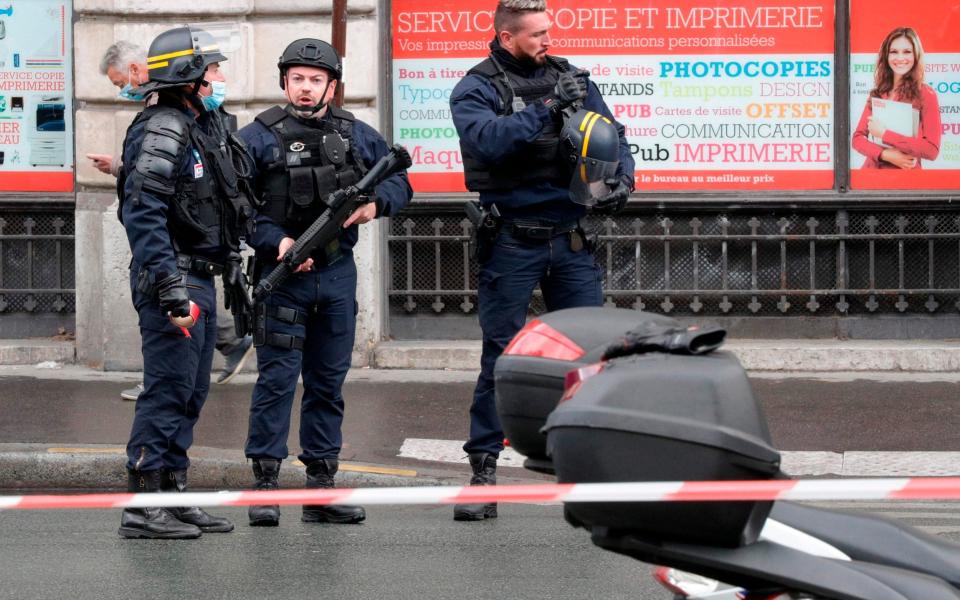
135;111;189;196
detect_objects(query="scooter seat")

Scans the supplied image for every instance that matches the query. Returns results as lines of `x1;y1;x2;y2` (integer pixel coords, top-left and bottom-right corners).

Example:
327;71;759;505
771;501;960;588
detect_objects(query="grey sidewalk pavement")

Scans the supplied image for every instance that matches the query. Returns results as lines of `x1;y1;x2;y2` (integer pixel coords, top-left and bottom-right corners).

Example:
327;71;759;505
4;363;960;492
7;338;960;371
372;339;960;372
0;366;548;491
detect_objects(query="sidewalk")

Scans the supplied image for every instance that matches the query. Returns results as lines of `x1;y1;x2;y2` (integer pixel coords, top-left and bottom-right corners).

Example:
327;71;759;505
3;363;960;491
372;339;960;372
0;366;536;491
6;338;960;371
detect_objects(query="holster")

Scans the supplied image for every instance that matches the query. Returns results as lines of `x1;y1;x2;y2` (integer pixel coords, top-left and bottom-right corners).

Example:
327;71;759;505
579;222;599;254
135;267;156;296
465;201;501;264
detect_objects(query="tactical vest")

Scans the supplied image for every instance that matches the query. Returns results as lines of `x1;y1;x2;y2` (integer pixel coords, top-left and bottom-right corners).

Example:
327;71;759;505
461;55;570;192
119;104;251;257
254;105;365;239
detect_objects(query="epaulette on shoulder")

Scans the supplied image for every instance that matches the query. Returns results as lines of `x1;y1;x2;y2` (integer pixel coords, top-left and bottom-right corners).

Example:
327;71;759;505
255;105;289;128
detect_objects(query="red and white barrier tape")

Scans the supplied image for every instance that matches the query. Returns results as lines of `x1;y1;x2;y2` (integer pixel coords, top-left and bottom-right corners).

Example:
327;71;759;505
4;478;960;511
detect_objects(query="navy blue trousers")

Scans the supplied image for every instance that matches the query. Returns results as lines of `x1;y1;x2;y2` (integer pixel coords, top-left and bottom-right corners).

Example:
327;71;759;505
464;228;602;456
246;256;357;463
126;270;217;472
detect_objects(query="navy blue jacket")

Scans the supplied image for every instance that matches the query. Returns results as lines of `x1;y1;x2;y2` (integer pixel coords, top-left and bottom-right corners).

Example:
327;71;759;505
451;52;634;223
121;103;221;281
239;108;412;261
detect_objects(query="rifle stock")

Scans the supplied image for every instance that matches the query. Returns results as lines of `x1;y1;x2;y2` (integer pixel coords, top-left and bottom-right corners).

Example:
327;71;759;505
253;144;412;301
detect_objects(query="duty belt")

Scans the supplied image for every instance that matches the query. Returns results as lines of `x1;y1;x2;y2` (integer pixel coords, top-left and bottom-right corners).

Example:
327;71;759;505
176;254;224;277
505;219;580;241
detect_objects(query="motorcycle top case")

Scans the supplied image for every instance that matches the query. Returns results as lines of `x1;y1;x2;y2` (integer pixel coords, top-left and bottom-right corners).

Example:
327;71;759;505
543;351;781;548
494;307;680;471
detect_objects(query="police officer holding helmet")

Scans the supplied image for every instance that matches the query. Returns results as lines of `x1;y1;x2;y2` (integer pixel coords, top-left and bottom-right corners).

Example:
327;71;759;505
117;26;254;539
238;39;412;527
450;0;635;521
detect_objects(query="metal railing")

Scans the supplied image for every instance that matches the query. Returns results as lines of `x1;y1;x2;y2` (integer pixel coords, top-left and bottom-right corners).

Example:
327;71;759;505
388;205;960;321
0;207;75;315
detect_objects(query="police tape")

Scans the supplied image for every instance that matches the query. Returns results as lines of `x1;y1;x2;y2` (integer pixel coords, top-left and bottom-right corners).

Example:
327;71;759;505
3;477;960;510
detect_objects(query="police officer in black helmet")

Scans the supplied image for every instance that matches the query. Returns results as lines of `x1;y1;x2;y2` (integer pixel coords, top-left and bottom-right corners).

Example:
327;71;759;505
117;26;253;539
449;0;635;521
238;39;411;527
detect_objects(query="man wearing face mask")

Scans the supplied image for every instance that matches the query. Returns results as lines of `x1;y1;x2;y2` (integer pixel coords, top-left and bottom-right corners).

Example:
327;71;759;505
116;26;255;539
88;41;151;177
237;38;411;527
94;41;255;402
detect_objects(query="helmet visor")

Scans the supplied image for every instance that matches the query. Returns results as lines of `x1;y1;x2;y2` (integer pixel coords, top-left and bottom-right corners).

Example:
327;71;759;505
188;23;241;54
569;157;619;206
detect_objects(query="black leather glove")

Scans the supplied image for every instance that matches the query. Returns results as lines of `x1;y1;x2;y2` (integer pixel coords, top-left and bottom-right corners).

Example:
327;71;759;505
572;68;590;94
542;71;587;115
222;254;248;312
157;272;190;317
602;323;727;360
592;177;632;214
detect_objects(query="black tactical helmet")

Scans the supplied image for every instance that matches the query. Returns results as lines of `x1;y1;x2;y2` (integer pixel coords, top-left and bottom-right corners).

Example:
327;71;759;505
560;109;621;206
135;26;227;95
278;38;342;89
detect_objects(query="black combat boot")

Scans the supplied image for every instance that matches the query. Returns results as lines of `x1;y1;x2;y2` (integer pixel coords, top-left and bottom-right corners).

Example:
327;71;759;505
160;469;234;533
453;453;498;521
301;458;366;524
248;458;281;527
118;469;202;539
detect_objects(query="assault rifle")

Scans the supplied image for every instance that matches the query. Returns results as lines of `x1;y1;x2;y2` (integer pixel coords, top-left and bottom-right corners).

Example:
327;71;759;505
252;143;412;301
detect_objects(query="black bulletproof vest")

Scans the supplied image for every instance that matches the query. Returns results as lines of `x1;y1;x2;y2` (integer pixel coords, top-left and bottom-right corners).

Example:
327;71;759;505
255;105;364;238
461;55;570;192
120;106;232;257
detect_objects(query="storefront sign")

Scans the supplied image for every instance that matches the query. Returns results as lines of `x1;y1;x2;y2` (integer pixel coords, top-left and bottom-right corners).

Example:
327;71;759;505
392;0;835;193
849;0;960;190
0;1;73;193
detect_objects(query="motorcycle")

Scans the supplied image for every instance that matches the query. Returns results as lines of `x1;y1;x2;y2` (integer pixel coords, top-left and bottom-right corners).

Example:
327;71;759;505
494;307;960;600
655;498;960;599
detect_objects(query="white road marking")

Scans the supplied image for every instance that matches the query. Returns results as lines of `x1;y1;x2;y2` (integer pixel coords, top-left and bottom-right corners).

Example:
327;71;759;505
398;438;526;468
399;439;960;477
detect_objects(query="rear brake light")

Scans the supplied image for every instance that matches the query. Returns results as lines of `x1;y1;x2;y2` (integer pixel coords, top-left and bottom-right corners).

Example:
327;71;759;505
560;362;604;403
653;567;721;597
503;319;585;361
653;566;689;596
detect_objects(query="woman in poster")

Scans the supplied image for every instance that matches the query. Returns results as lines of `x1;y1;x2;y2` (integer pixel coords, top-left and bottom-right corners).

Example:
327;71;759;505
852;27;941;169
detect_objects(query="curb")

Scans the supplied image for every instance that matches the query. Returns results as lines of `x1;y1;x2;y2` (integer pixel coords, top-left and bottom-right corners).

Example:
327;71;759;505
0;444;470;491
0;340;74;366
6;338;960;372
373;339;960;372
8;444;960;490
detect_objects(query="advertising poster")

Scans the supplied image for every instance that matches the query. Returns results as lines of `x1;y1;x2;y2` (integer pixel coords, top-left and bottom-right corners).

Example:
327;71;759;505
0;1;73;193
850;1;960;190
392;0;835;193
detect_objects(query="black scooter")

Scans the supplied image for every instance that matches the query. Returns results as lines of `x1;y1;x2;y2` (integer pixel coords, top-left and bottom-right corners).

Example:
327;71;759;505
494;307;960;600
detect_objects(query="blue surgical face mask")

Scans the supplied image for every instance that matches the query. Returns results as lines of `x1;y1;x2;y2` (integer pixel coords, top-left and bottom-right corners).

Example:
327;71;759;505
201;80;227;111
117;82;145;102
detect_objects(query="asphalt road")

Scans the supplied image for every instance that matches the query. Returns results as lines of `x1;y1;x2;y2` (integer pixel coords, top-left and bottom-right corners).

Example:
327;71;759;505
3;500;960;600
0;503;663;600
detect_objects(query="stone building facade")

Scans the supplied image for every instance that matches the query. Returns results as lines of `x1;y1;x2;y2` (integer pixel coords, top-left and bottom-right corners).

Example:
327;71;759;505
73;0;389;369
